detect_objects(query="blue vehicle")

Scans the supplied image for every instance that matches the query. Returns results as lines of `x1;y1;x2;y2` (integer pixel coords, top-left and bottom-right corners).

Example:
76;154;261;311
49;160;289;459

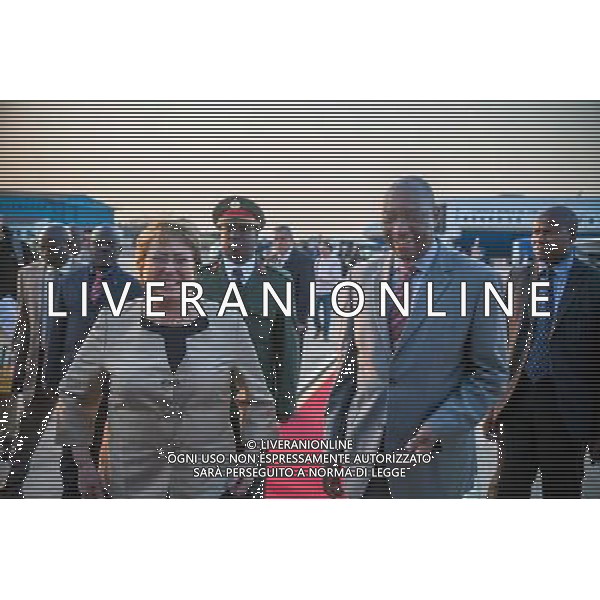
0;193;114;250
0;193;114;229
445;196;600;265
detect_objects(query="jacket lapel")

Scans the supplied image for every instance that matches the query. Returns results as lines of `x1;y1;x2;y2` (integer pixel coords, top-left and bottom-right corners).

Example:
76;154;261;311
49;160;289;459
392;248;454;357
200;260;230;301
66;267;89;313
105;266;134;306
512;259;582;371
367;252;394;351
242;268;266;316
29;263;48;333
30;264;46;318
549;258;585;339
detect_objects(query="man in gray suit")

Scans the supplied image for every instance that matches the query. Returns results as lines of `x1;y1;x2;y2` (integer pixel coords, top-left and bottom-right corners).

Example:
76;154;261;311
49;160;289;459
324;176;509;498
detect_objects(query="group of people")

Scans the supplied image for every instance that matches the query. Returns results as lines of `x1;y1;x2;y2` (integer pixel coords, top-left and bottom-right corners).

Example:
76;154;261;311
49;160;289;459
0;175;598;499
0;198;310;498
324;179;600;499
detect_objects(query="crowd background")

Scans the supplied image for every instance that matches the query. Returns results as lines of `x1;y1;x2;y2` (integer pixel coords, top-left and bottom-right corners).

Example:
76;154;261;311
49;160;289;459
1;189;600;498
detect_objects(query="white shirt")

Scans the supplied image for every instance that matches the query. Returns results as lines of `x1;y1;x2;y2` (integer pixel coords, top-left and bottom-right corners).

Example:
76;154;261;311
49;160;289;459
222;257;256;285
314;255;343;295
0;296;19;348
390;241;439;312
268;248;292;269
539;251;574;313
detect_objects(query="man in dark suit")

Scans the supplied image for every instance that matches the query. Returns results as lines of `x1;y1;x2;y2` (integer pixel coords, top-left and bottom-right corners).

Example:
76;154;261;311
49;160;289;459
267;225;316;344
198;197;299;424
486;206;600;498
58;225;142;495
60;225;142;367
1;224;74;497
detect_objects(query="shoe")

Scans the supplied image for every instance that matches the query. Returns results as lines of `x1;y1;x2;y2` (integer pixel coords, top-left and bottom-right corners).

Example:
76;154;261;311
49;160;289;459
0;485;23;498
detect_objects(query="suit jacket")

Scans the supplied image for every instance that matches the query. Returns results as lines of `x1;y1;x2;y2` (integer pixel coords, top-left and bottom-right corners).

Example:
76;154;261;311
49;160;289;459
6;262;67;435
59;264;143;368
325;243;509;498
283;248;316;328
54;300;278;498
507;258;600;441
198;259;300;420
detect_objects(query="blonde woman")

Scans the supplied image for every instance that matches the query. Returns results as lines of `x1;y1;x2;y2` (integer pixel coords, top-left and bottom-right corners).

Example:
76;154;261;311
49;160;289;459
55;221;277;498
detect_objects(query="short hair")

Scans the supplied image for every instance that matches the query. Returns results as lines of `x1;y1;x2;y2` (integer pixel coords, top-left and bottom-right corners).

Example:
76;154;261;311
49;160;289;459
386;176;435;205
39;223;71;244
540;205;579;234
274;225;294;238
91;225;123;248
135;220;202;279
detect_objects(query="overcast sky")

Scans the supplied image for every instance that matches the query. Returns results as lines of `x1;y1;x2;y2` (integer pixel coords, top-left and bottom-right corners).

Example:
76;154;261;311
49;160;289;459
1;101;599;237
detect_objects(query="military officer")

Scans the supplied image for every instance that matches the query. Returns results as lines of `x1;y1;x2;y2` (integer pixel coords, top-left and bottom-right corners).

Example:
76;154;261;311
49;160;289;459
198;196;300;424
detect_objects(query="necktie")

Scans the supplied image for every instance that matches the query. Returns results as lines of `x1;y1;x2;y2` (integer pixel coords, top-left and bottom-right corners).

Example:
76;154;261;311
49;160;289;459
42;269;60;348
90;270;104;305
42;270;62;385
388;263;418;348
232;268;244;288
525;267;555;381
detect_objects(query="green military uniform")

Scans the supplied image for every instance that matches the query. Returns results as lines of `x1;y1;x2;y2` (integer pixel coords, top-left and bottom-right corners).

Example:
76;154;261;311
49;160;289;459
199;196;300;424
197;258;299;421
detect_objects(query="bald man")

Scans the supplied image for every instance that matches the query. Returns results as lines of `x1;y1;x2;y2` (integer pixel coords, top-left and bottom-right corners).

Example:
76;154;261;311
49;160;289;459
324;176;508;499
487;206;600;498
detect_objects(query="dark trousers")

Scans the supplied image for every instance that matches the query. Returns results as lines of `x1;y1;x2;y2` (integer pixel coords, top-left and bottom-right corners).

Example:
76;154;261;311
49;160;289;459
362;434;392;498
363;477;392;498
314;293;332;338
3;385;79;497
61;381;110;498
496;376;587;499
3;376;110;498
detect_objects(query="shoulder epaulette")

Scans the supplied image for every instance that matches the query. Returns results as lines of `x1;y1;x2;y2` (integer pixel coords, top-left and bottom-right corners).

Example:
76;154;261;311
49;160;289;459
198;260;222;275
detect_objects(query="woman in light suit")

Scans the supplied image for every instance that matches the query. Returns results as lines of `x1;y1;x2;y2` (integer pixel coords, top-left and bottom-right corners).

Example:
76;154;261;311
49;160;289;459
55;221;278;498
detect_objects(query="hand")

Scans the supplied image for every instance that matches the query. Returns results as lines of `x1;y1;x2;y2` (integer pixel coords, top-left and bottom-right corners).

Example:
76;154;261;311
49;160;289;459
228;477;255;497
79;464;105;498
404;425;438;454
589;441;600;465
323;476;344;498
72;446;105;499
482;408;502;443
